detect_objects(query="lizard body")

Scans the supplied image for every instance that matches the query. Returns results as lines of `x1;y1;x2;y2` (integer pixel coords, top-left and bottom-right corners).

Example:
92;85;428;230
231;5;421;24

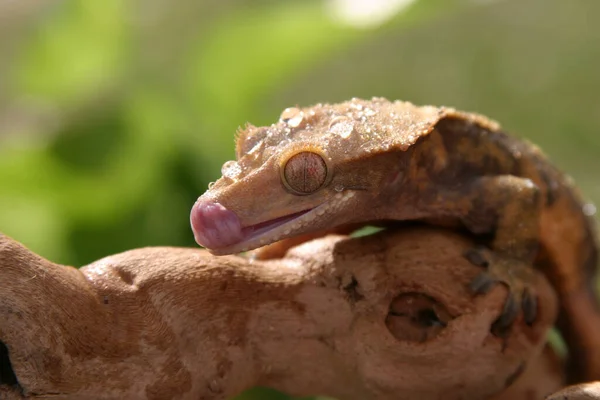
190;98;600;382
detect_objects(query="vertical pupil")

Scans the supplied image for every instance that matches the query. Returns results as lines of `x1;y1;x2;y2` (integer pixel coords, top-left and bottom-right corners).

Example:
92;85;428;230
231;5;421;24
284;152;327;194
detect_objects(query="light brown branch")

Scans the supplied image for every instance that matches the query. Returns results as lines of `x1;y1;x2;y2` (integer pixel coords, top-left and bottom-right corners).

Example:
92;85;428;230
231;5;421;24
0;226;573;399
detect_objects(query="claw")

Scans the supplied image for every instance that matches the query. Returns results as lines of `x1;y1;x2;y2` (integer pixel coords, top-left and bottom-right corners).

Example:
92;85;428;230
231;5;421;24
521;288;537;326
492;292;519;336
463;248;489;267
469;272;497;295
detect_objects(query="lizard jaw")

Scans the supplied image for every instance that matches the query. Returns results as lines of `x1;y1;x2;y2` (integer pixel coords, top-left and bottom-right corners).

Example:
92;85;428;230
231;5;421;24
190;191;357;255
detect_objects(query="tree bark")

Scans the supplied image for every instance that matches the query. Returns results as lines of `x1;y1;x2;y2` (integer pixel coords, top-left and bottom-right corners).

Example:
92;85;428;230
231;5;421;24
0;225;586;400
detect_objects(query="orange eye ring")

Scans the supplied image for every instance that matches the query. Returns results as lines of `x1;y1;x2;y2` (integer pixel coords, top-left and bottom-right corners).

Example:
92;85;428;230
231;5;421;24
281;151;330;195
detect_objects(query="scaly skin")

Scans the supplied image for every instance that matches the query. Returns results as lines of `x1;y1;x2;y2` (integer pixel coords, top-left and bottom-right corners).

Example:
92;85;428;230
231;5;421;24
190;98;600;383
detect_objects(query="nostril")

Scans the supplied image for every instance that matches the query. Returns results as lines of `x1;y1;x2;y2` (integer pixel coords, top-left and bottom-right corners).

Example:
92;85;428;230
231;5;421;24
0;340;19;387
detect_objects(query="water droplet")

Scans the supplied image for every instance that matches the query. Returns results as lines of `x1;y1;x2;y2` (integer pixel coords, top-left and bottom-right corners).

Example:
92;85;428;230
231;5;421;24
221;160;242;180
278;138;292;149
208;380;221;393
280;107;304;128
329;117;355;139
208;181;215;189
248;141;263;155
364;108;376;117
583;203;597;216
334;184;344;192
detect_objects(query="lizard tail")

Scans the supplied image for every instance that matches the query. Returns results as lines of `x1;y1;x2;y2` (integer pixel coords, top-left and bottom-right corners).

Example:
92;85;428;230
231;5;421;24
553;227;600;384
556;284;600;383
541;184;600;383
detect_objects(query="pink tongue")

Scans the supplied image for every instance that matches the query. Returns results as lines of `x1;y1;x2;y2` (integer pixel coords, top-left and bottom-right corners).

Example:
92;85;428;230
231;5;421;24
190;201;243;249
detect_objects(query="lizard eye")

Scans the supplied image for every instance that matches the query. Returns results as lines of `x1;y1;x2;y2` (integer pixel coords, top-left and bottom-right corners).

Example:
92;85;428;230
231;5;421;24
282;151;328;195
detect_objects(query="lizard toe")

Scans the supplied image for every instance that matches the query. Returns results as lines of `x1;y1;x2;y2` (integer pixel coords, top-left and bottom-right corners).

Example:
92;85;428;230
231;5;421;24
469;272;497;295
492;292;520;337
521;288;538;326
463;247;489;267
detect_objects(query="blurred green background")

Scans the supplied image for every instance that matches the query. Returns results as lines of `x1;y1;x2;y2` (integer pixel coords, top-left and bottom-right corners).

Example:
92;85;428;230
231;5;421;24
1;0;599;398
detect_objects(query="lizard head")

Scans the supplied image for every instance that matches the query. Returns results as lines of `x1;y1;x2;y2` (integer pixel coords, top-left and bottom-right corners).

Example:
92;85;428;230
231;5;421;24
190;97;457;255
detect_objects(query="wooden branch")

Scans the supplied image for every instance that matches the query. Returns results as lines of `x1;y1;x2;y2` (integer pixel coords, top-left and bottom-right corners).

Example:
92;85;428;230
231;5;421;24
546;382;600;399
0;225;578;399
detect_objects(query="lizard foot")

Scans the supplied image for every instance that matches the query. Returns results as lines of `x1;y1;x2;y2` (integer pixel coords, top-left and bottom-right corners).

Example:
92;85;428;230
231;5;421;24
463;247;538;337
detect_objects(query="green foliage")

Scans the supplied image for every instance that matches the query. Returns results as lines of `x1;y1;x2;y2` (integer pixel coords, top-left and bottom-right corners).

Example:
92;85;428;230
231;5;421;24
1;0;599;398
15;0;128;104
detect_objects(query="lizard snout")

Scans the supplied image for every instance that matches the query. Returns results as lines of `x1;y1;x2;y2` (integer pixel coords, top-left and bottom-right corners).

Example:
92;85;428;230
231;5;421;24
190;201;243;250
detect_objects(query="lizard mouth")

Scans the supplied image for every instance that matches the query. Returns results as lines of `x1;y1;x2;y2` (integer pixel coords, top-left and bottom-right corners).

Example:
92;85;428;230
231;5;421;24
190;201;313;254
190;191;357;254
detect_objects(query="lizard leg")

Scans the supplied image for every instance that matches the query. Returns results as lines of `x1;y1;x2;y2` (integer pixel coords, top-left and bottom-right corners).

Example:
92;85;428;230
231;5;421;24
427;175;542;336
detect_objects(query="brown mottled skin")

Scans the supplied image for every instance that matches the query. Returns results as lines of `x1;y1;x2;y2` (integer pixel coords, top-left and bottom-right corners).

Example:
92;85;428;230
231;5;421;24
191;98;600;383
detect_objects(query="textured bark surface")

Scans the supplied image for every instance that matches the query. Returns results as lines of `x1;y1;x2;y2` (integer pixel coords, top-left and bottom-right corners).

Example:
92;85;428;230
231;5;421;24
0;225;586;400
546;381;600;399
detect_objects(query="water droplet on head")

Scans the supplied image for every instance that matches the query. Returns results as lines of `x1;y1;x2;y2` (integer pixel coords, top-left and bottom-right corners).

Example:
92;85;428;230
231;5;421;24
583;203;597;216
364;108;376;117
329;117;355;139
208;379;221;393
208;181;215;189
278;138;291;148
248;141;263;155
221;160;242;180
280;107;304;128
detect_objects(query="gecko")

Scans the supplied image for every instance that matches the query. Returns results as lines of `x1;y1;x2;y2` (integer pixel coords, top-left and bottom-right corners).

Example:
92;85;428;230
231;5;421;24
190;97;600;383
